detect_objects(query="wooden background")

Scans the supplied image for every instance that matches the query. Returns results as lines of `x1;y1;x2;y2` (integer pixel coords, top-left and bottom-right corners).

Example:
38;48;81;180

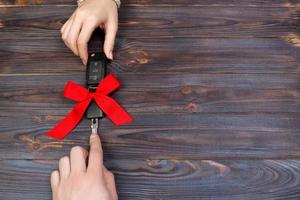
1;0;300;199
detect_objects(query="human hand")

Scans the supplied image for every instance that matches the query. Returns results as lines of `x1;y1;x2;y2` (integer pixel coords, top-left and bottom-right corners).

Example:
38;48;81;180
61;0;118;65
50;133;118;200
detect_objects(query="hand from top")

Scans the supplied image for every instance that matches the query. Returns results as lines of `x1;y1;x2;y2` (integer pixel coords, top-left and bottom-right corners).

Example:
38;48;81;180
61;0;118;64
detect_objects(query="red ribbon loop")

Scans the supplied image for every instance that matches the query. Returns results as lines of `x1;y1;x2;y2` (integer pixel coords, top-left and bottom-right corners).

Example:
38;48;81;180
47;73;133;139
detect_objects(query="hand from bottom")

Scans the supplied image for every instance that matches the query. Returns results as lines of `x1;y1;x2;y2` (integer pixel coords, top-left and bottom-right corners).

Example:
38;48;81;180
50;133;118;200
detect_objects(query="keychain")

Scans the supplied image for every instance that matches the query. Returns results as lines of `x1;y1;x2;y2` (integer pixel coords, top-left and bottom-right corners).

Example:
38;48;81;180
46;33;133;140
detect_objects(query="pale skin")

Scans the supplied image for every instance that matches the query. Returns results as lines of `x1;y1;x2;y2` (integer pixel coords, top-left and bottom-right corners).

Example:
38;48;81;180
61;0;118;65
50;133;118;200
54;1;118;199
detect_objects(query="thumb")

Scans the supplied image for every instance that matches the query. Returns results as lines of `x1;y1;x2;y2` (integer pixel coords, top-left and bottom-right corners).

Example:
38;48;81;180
103;19;118;60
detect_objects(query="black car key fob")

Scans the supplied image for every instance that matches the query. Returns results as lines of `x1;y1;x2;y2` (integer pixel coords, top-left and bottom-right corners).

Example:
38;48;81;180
85;52;107;119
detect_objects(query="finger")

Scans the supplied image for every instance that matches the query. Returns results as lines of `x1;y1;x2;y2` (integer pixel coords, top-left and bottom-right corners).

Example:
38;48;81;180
77;22;96;65
70;146;88;174
61;11;76;34
61;20;73;49
87;133;103;173
67;14;84;56
61;12;74;38
59;156;70;180
103;18;118;60
61;16;72;34
50;170;60;191
62;15;75;49
61;19;71;40
61;20;67;34
103;167;118;200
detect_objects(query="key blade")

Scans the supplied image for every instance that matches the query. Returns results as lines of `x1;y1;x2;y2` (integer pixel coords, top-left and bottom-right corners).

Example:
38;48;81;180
91;118;99;134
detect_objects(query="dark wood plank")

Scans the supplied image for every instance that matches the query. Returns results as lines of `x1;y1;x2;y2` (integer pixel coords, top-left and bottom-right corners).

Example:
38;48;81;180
0;72;300;116
1;159;300;199
1;83;300;114
1;0;300;199
1;112;300;159
1;38;300;74
1;73;300;114
1;0;300;7
1;73;300;89
0;5;299;40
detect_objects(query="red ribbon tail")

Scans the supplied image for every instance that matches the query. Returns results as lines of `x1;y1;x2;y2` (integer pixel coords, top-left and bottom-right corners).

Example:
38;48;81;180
95;95;133;126
46;99;91;139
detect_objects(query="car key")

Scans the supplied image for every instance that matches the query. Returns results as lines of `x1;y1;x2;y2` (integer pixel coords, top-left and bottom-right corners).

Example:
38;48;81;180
85;52;108;134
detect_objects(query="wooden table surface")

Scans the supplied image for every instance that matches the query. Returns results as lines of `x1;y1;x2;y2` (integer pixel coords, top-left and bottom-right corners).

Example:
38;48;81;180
1;0;300;199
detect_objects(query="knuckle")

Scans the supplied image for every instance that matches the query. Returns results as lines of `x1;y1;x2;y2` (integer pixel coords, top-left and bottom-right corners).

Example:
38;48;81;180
75;8;85;16
87;15;97;21
61;34;67;41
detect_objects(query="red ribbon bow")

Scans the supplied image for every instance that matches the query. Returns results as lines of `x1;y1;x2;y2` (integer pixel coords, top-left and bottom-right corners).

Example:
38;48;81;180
47;73;133;139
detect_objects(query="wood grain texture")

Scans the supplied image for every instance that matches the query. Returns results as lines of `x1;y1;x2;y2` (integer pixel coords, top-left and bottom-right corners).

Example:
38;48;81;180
1;159;300;200
1;111;300;159
1;0;300;199
1;38;300;74
1;0;300;7
0;5;300;39
1;73;300;115
0;74;299;160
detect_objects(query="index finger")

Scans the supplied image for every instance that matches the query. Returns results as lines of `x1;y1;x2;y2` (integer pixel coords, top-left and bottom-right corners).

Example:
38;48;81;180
87;133;103;172
77;22;97;65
